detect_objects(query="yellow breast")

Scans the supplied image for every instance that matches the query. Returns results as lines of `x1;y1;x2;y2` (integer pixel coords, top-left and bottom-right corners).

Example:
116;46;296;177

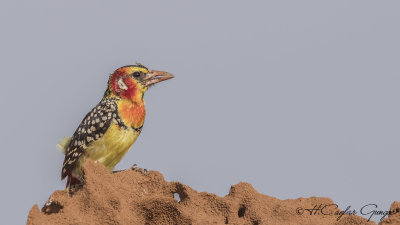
81;123;140;172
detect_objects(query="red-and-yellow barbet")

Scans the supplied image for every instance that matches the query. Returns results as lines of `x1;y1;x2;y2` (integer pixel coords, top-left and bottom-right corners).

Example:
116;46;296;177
58;64;174;189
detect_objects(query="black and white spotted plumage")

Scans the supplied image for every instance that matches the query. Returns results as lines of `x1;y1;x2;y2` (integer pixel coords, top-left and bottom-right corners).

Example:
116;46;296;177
61;97;126;179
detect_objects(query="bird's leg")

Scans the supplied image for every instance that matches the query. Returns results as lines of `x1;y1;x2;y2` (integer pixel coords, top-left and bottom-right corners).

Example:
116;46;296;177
130;164;148;174
66;175;73;195
67;183;72;195
66;175;84;195
112;170;123;174
112;164;148;174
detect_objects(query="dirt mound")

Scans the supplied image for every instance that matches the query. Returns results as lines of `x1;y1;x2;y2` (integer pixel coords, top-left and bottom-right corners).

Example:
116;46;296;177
27;160;398;225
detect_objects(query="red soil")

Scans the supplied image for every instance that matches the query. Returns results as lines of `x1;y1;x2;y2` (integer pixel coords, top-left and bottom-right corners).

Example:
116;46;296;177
27;160;399;225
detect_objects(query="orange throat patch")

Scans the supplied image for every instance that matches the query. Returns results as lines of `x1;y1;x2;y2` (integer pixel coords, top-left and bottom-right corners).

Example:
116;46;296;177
117;100;146;128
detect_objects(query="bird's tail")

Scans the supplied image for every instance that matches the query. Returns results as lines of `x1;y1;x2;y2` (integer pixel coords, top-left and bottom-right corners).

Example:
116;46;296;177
56;137;71;155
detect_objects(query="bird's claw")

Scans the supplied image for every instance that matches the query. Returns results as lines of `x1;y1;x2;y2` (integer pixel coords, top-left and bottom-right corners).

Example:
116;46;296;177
130;164;148;174
66;183;84;195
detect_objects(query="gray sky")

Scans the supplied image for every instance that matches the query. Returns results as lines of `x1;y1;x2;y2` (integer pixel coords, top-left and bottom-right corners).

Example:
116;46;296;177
1;1;399;224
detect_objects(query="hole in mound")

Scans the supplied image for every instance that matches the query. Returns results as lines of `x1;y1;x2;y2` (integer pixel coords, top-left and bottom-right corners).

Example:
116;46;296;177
238;205;246;218
172;183;189;203
42;201;63;214
252;220;259;225
225;217;229;224
173;193;181;202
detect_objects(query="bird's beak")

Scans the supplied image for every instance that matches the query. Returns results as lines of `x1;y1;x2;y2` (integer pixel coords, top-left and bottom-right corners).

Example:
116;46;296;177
143;70;175;87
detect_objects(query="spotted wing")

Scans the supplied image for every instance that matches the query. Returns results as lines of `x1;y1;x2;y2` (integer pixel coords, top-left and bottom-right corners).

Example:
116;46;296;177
61;98;121;179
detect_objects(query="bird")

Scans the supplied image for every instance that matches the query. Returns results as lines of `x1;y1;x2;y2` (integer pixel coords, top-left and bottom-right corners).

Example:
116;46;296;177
58;64;174;190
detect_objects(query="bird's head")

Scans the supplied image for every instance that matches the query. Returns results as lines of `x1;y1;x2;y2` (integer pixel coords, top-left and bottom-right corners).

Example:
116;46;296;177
105;64;174;102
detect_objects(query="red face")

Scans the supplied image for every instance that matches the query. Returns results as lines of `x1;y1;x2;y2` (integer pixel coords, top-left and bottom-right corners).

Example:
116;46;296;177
108;65;174;102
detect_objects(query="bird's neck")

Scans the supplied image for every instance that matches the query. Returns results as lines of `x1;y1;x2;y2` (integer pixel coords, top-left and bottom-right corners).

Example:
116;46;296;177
117;98;146;129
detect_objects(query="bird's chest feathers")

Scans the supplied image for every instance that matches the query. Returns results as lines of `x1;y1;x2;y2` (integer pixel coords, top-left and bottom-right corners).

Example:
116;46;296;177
117;100;146;128
83;124;139;172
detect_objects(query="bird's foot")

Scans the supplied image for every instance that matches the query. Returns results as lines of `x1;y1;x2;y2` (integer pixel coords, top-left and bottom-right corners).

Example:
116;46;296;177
67;183;84;195
66;176;85;195
130;164;148;174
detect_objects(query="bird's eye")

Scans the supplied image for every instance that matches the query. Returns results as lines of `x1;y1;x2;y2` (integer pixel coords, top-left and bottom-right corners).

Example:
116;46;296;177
132;72;141;77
